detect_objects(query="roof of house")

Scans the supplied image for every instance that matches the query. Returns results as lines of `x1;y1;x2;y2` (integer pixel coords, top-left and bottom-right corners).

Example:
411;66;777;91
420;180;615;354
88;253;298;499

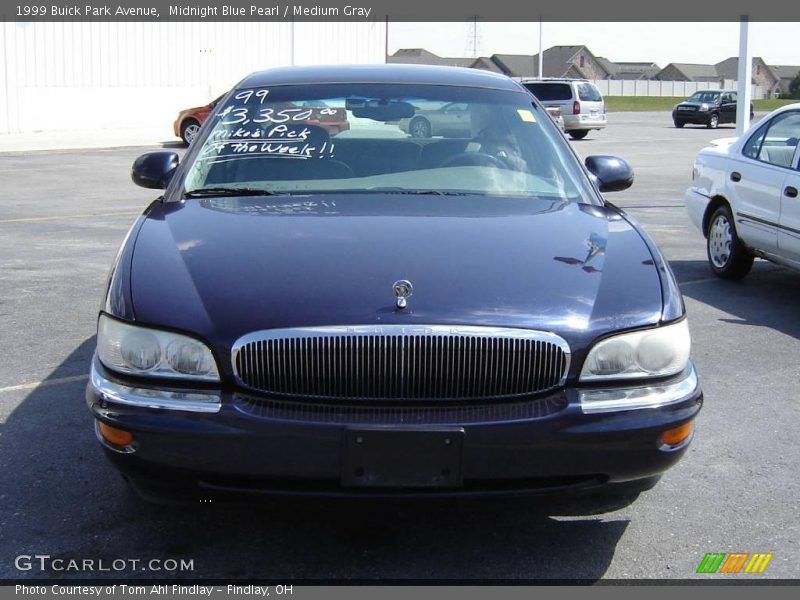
471;57;505;73
772;65;800;80
657;63;720;81
488;54;539;78
596;57;660;80
715;57;780;84
531;46;600;78
388;49;475;68
595;57;619;77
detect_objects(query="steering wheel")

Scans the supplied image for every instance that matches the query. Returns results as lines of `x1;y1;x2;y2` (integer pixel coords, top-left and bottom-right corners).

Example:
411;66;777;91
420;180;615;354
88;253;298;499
439;151;509;169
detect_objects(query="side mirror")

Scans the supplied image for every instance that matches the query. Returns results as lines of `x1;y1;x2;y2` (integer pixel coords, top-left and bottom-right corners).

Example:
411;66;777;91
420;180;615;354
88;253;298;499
131;151;179;189
585;155;634;193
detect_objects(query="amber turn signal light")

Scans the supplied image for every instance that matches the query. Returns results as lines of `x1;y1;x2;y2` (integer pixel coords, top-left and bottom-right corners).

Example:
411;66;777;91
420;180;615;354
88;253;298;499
661;421;693;446
98;421;134;447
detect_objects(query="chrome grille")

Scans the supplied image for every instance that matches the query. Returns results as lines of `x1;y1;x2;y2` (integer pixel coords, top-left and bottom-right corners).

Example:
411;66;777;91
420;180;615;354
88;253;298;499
232;326;570;401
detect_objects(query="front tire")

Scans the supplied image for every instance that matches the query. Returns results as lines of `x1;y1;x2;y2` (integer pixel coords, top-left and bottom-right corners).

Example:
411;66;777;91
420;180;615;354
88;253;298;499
568;130;589;140
674;120;685;128
706;113;719;129
706;205;754;279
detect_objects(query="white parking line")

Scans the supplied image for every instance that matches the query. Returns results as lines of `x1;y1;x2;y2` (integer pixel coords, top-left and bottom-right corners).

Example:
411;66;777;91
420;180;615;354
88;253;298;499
0;211;140;224
0;374;88;394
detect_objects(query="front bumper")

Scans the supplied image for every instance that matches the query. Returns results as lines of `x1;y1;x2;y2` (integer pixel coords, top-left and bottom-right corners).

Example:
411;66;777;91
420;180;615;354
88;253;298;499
672;109;712;125
87;359;702;499
685;187;711;234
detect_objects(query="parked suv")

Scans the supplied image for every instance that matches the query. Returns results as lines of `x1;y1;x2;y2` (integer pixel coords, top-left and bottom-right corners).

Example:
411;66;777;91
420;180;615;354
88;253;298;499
520;78;607;140
672;90;754;129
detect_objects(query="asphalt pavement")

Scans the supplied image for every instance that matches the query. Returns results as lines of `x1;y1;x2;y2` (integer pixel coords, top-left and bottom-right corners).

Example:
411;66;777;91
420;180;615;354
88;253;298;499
0;112;798;581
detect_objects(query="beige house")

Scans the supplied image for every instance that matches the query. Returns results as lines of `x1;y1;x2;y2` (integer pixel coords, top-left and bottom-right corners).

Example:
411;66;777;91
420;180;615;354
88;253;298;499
655;63;721;83
769;65;800;97
529;45;612;79
715;57;782;98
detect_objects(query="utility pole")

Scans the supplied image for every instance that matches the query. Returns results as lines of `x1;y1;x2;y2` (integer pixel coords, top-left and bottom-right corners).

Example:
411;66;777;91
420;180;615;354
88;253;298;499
736;16;752;135
538;18;543;78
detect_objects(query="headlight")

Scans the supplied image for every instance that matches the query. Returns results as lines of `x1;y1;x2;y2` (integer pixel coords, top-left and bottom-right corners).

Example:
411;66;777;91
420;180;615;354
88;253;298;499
580;320;690;382
97;314;220;381
699;103;709;111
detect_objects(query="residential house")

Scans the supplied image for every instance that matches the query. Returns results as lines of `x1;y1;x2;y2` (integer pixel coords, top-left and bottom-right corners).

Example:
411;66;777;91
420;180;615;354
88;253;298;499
529;45;611;79
597;58;660;80
769;65;800;97
715;57;781;98
470;56;504;73
388;49;476;68
472;46;611;79
655;63;721;83
484;54;538;78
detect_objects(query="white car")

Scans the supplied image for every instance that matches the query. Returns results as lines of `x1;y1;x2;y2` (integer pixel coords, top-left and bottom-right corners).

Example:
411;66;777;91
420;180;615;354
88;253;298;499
520;79;607;140
686;103;800;279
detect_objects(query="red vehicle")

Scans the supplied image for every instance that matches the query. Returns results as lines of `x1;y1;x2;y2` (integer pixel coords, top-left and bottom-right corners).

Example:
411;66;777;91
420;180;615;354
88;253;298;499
173;95;222;145
174;96;349;145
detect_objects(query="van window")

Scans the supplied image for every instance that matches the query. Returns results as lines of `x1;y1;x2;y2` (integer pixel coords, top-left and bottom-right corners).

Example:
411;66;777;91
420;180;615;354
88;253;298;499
577;83;602;102
524;83;573;101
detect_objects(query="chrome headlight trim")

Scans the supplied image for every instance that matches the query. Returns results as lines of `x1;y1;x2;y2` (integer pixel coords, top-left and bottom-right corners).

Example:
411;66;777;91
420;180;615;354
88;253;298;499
579;366;698;414
90;362;221;413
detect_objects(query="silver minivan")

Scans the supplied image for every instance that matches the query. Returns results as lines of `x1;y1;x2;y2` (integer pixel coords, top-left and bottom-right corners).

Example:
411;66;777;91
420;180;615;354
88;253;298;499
520;78;607;140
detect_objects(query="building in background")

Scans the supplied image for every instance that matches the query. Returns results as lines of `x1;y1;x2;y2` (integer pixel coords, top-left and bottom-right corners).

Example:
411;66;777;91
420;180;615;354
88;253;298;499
388;48;474;67
0;21;387;135
714;57;781;98
773;65;800;97
654;63;721;83
596;58;660;80
390;45;793;99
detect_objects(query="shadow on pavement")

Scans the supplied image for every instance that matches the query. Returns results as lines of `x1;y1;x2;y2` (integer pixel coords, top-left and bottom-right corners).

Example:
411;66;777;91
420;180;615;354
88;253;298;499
672;259;800;339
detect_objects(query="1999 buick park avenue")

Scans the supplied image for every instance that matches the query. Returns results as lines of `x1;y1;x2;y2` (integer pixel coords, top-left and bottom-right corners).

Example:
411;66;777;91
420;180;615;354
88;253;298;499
87;65;702;503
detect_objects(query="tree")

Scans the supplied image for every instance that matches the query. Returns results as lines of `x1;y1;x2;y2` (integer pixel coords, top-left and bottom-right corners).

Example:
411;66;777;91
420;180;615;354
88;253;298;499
789;72;800;99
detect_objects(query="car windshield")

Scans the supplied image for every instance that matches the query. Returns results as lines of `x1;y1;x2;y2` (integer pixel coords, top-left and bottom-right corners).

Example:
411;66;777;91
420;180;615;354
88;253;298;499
687;91;721;103
182;83;594;201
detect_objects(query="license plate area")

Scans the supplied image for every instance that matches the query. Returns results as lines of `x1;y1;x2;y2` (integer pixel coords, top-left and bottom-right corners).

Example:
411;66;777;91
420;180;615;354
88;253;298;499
341;428;464;488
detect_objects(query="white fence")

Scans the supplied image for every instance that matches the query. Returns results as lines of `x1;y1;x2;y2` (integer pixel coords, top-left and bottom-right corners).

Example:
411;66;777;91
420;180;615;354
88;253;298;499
590;79;765;99
0;21;387;134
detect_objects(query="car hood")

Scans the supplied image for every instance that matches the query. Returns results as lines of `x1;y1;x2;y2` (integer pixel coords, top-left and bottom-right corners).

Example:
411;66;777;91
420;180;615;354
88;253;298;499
129;195;665;364
677;101;718;108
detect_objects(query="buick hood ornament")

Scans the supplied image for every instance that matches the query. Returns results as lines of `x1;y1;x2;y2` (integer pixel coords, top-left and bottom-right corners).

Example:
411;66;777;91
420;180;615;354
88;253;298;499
393;280;413;309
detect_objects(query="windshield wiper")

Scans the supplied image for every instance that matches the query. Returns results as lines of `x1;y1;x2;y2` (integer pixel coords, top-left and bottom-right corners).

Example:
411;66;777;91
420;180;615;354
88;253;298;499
366;188;470;196
183;187;281;199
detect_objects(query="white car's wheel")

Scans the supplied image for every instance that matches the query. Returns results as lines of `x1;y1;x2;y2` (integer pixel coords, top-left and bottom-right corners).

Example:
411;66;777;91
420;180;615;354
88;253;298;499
409;117;431;138
706;206;753;279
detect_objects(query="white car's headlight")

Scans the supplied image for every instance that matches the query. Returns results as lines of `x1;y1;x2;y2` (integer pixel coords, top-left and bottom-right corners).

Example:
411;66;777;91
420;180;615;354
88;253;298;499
580;320;690;382
97;314;220;381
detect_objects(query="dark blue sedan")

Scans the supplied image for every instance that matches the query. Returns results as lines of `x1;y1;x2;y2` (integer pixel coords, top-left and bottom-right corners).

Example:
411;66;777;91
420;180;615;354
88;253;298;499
87;64;702;502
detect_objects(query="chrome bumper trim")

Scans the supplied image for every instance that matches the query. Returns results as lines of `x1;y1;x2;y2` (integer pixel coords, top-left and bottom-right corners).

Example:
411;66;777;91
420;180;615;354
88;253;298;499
578;366;699;414
90;363;221;413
